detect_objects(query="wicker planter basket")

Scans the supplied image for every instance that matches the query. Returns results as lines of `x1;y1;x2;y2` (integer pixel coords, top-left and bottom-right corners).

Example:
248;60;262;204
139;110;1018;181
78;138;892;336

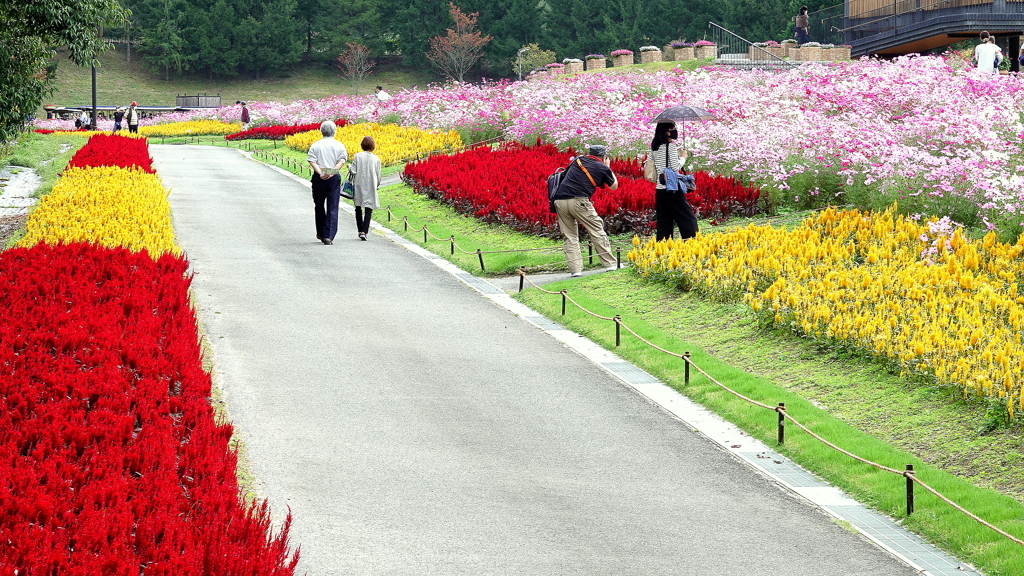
565;61;584;74
586;58;606;70
612;53;633;67
674;47;694;60
695;45;717;59
640;49;662;63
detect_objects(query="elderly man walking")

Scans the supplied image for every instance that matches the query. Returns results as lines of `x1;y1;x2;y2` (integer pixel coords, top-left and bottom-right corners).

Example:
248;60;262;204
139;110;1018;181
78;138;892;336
551;144;619;277
306;121;348;245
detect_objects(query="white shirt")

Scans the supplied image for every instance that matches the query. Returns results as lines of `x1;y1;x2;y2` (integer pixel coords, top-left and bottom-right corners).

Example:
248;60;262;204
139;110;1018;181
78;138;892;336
375;90;391;102
307;136;348;172
975;42;1002;73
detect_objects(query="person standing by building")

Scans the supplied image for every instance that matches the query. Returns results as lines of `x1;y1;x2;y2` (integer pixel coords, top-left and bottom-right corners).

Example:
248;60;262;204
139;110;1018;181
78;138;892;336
240;102;251;130
551;144;619;277
306;121;348;245
793;6;810;45
974;31;1003;74
126;102;140;133
650;122;699;241
347;136;382;241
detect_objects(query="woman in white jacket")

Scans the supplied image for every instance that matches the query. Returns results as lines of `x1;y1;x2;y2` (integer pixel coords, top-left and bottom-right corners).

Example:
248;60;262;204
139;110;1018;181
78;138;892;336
347;136;382;240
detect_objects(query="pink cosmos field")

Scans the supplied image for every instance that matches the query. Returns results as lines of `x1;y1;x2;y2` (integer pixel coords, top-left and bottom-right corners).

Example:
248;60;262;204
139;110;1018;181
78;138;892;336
38;55;1024;237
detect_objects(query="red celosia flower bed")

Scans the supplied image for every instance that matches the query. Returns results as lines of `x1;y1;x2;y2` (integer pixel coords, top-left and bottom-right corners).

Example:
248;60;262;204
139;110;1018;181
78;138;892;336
224;119;348;141
67;133;155;173
401;141;764;237
0;243;299;575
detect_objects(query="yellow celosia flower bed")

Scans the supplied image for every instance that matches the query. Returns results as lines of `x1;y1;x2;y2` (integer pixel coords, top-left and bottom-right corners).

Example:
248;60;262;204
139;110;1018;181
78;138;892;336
139;120;241;138
19;166;180;257
629;206;1024;415
284;122;462;165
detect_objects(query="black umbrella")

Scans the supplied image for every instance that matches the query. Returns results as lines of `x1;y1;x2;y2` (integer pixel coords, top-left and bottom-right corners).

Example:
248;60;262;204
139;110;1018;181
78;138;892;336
647;105;715;124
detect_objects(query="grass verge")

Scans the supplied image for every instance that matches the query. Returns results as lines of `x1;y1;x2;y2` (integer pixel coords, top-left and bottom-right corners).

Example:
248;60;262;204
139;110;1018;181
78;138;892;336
516;273;1024;575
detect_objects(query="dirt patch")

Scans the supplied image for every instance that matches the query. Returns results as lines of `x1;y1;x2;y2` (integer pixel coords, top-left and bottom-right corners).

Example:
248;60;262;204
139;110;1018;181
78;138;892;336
0;214;27;248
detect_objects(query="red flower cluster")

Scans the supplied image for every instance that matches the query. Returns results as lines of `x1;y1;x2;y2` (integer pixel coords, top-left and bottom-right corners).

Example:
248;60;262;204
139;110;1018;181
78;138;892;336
34;129;56;134
0;243;299;575
67;133;155;173
225;119;348;141
402;141;765;237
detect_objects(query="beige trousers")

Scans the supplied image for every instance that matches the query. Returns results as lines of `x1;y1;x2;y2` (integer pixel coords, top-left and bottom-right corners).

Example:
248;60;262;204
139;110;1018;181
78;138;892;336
554;197;616;274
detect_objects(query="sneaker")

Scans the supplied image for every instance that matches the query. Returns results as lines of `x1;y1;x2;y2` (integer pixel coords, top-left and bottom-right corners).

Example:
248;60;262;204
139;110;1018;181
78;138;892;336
359;233;367;241
570;272;583;278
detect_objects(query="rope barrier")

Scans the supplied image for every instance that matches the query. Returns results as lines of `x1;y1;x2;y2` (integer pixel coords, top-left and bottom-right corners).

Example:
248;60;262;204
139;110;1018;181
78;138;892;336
516;269;1024;548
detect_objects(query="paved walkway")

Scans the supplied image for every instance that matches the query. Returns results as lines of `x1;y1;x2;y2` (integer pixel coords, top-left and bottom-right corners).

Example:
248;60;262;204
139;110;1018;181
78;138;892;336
154;145;944;576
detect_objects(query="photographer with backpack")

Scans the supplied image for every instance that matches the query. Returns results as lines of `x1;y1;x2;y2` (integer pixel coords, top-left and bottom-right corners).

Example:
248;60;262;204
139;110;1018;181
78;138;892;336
550;144;619;277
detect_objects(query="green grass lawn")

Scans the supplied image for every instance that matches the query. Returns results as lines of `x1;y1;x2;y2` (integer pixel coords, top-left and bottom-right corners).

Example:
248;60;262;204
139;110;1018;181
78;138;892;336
41;45;437;113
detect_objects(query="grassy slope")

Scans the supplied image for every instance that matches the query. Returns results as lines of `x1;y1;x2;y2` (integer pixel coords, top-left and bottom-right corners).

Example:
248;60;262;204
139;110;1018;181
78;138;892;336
42;45;438;112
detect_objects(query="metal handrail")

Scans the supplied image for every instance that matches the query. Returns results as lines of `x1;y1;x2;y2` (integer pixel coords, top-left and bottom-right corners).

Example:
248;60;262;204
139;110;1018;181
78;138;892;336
707;22;798;68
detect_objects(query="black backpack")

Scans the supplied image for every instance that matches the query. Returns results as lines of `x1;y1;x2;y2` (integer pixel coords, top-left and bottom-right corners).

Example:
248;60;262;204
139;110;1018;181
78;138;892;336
546;159;574;213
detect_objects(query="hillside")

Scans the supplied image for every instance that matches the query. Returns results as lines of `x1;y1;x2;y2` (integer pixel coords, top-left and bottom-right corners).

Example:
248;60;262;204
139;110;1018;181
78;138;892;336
42;44;438;113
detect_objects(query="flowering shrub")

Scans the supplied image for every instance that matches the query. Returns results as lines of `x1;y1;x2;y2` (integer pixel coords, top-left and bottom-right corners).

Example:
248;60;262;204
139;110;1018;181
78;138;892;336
545;62;565;68
694;40;717;47
639;46;661;52
671;42;693;48
224;119;348;141
585;54;606;60
67;133;154;173
629;205;1024;416
563;58;583;64
0;242;300;575
402;141;764;237
139;120;241;138
611;49;634;56
284;122;462;166
18;166;180;256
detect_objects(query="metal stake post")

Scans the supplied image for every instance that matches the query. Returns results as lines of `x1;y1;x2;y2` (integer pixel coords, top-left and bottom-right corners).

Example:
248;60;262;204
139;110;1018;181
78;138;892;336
683;351;691;384
778;403;786;445
477;249;485;272
906;465;915;515
561;290;567;316
614;317;621;346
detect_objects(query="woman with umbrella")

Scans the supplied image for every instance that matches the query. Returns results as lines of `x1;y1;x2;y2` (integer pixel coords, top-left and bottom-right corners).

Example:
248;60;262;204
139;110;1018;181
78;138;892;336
649;121;698;241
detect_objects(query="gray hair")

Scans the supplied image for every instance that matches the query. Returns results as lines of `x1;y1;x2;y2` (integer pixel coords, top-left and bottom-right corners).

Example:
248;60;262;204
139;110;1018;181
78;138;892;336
320;121;337;137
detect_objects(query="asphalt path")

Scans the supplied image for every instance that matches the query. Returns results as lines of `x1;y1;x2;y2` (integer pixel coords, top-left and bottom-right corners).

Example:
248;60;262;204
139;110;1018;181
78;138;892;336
154;145;919;576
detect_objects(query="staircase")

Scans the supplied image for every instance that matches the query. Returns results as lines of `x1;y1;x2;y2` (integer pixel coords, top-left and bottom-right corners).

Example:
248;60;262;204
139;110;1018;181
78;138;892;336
707;22;799;71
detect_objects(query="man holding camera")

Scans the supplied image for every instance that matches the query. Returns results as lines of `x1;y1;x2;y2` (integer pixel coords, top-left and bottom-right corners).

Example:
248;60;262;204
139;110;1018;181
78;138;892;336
551;144;619;277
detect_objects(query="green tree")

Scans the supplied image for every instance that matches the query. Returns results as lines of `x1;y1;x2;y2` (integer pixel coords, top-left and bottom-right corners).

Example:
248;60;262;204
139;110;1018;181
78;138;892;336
510;43;555;77
140;0;190;80
0;0;127;143
246;0;304;77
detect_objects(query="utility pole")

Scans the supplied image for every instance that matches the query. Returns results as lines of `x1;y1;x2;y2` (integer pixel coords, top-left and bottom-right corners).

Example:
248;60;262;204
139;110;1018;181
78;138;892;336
91;63;97;130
